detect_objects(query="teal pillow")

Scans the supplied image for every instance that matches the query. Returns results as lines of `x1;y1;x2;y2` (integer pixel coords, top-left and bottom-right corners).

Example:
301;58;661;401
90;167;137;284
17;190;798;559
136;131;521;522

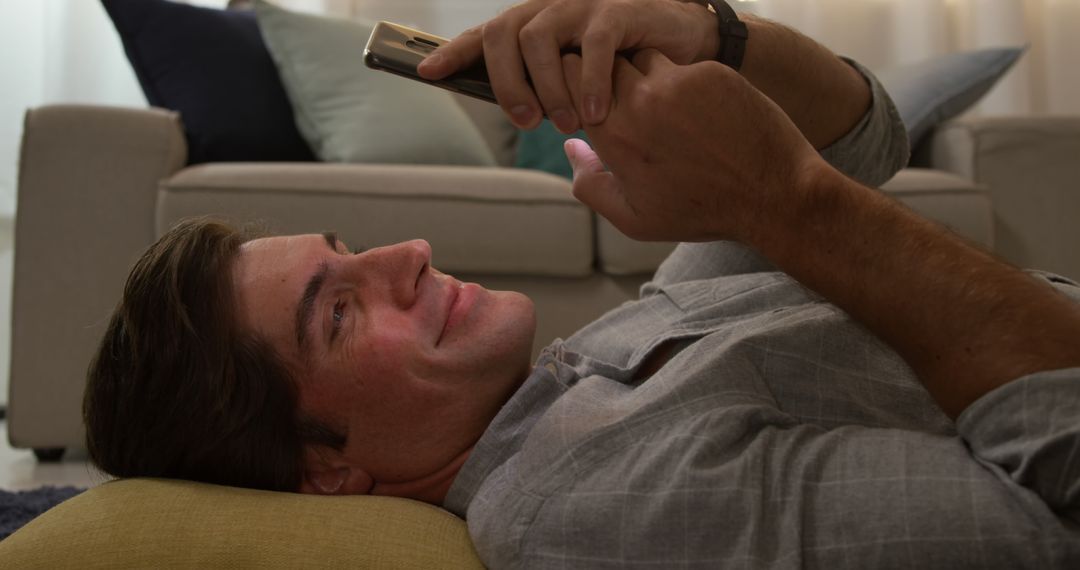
254;0;496;166
876;46;1024;150
514;120;589;180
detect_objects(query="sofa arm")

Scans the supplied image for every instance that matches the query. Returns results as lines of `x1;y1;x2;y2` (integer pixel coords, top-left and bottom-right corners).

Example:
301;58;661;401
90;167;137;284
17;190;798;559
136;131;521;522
921;116;1080;280
9;105;187;451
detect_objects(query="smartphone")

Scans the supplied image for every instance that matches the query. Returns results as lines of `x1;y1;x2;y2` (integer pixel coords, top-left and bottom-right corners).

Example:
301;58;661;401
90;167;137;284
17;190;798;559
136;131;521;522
364;21;497;104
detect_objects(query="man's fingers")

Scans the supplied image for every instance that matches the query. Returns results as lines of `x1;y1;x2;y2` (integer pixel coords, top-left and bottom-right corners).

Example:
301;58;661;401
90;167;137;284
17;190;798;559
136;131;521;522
483;18;544;129
480;6;546;129
417;26;483;80
611;55;644;103
520;36;579;134
519;2;591;134
578;17;624;125
631;48;675;75
561;53;585;114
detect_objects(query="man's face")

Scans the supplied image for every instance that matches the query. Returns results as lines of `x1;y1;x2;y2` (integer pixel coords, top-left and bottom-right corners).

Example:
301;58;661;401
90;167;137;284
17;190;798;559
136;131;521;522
232;233;535;491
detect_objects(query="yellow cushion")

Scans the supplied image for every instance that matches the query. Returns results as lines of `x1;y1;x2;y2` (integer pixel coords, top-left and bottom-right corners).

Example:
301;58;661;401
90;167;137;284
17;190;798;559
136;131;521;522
0;478;483;569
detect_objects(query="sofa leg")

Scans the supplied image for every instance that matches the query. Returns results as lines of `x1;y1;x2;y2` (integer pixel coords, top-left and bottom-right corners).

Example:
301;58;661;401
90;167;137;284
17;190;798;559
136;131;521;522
33;448;65;462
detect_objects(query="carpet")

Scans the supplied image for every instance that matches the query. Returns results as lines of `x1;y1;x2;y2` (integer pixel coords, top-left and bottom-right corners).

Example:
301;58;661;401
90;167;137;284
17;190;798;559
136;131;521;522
0;485;85;540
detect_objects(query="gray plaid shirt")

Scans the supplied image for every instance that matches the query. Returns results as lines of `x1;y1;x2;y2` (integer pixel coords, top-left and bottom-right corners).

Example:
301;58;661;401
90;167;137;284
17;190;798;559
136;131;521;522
443;61;1080;568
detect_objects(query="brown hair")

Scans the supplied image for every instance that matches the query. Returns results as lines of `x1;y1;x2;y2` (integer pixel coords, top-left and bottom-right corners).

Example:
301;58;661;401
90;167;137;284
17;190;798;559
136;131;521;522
84;218;345;492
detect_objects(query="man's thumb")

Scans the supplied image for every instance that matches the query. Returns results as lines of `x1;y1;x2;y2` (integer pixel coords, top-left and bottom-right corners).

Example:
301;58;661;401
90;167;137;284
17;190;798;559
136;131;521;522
565;139;639;235
564;139;601;176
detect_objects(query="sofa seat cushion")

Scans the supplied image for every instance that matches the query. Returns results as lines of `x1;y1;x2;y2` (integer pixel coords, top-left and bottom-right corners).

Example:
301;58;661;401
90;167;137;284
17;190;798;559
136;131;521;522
597;223;678;276
158;163;592;277
882;168;994;248
0;478;482;569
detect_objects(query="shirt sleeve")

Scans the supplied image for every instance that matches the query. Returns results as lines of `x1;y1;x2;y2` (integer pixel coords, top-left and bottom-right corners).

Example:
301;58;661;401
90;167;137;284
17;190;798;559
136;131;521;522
818;57;910;187
955;273;1080;521
956;368;1080;523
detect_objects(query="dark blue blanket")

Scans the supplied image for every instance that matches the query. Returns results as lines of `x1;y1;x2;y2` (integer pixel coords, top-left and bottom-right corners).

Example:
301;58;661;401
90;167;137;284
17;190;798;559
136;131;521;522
0;486;85;540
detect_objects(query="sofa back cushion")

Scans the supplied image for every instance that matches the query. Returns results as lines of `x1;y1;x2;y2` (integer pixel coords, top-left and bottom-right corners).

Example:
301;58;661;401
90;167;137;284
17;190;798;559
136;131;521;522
452;94;520;168
156;163;593;277
254;0;496;167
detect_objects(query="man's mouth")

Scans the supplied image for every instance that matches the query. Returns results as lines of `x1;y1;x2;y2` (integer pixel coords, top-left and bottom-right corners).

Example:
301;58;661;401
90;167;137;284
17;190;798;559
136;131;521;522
438;279;476;345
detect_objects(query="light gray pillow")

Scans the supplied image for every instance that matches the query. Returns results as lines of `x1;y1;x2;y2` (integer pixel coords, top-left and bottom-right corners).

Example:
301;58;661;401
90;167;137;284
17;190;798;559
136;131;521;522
877;46;1025;150
254;0;496;166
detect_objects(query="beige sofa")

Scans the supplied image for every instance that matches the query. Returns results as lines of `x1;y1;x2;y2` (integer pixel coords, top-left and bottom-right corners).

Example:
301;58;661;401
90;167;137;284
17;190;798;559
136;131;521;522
8;98;1080;459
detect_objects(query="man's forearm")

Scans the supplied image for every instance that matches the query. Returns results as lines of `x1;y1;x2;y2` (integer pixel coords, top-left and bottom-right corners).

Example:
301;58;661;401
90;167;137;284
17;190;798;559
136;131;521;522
752;164;1080;419
693;11;871;149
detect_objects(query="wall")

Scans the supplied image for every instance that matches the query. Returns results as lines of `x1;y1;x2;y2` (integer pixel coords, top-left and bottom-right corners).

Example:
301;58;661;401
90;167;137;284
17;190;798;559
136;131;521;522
0;2;47;408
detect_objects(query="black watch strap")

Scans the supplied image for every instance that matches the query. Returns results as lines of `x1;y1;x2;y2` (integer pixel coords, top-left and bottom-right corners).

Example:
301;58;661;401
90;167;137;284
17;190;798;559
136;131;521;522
704;0;748;71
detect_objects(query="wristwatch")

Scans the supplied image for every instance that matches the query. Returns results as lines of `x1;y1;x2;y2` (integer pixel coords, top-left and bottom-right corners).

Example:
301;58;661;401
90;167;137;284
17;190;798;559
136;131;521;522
703;0;749;71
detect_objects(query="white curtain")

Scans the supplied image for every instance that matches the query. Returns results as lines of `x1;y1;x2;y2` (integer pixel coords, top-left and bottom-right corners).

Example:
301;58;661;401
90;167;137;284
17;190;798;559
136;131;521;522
739;0;1079;116
304;0;1078;116
313;0;1079;116
336;0;1079;116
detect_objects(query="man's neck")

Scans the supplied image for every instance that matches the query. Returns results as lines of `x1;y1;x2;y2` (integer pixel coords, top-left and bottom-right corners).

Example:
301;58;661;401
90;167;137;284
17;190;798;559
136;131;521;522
370;446;473;505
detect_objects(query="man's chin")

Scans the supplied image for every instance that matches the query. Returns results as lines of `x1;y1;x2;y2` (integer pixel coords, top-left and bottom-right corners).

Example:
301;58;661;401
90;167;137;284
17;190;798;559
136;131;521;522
503;291;537;346
484;290;536;369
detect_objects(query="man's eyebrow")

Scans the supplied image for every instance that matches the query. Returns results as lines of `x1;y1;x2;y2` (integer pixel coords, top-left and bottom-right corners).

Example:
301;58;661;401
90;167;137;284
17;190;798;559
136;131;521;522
321;231;339;251
295;233;340;351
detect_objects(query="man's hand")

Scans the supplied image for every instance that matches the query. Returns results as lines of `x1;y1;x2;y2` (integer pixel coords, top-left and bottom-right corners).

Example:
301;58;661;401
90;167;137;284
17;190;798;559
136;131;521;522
561;50;820;244
416;0;719;132
561;53;1080;421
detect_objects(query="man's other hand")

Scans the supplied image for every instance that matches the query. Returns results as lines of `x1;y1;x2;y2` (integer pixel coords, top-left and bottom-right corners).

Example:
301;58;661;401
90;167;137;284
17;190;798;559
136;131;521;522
562;50;821;244
416;0;719;132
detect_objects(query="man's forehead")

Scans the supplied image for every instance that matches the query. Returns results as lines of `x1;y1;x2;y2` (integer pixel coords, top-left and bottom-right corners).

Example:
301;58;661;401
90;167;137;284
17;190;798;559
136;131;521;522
242;232;346;253
241;233;311;252
233;234;325;351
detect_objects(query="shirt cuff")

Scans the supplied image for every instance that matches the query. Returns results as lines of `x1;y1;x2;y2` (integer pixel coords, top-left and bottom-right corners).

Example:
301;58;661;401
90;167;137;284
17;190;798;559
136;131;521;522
818;57;911;187
956;368;1080;520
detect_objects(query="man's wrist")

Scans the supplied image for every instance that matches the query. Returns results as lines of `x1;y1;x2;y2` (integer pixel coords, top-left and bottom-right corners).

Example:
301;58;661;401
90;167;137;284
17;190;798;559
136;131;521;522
703;0;749;70
741;157;858;258
686;2;723;63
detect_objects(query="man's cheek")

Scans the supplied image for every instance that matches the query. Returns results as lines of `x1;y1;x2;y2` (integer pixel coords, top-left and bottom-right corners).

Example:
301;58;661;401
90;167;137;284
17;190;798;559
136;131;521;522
354;334;424;384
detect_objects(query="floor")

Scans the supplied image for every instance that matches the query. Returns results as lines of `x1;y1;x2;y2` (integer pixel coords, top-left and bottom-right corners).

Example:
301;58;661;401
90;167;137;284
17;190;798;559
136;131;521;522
0;420;103;491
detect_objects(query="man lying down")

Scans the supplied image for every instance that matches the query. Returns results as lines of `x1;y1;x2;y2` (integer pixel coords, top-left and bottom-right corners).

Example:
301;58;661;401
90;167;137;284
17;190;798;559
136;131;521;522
84;0;1080;567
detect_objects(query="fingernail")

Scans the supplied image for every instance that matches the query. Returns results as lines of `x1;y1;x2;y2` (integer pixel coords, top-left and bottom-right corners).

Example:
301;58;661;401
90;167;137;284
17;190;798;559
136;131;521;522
584;96;603;123
510;105;535;127
564;139;577;161
549;109;576;134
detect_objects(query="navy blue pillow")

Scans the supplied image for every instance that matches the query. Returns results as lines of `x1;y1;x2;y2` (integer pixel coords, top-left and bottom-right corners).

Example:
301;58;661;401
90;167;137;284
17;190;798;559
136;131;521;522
102;0;314;164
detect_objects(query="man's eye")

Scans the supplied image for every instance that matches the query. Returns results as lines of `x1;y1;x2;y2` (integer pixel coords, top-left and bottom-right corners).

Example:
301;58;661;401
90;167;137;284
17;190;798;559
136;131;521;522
332;301;345;329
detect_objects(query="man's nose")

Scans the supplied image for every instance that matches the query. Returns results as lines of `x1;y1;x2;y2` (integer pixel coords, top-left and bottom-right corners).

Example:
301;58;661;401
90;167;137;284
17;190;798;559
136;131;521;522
352;239;432;307
396;239;433;263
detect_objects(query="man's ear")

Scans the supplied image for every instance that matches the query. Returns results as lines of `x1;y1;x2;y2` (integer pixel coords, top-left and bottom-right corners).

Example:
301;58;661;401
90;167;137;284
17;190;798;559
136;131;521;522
300;449;375;495
301;466;374;495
